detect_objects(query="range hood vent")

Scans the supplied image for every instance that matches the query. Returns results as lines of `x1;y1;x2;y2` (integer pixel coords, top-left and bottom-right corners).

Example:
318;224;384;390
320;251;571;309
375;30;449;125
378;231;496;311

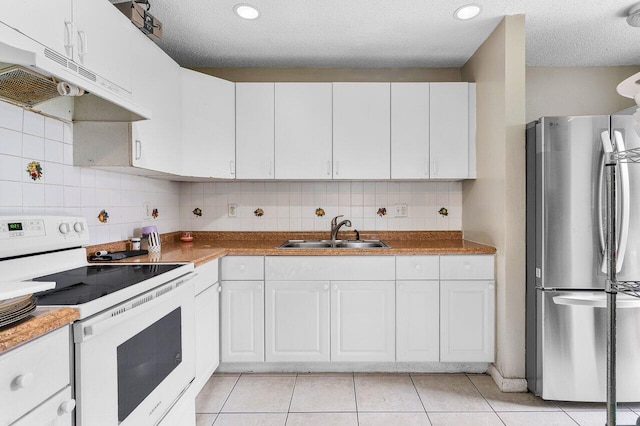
0;65;61;107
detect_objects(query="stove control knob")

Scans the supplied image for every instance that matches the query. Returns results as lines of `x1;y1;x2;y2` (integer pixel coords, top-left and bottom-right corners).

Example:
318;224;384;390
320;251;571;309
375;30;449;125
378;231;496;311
59;223;71;234
74;222;85;233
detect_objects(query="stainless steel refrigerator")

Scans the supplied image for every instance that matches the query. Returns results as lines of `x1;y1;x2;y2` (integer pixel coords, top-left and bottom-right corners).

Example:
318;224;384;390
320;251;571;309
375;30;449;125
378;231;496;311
526;112;640;402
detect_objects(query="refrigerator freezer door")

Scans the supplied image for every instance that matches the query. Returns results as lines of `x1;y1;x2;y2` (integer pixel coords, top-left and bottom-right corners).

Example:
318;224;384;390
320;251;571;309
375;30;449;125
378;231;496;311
540;289;640;402
538;116;610;289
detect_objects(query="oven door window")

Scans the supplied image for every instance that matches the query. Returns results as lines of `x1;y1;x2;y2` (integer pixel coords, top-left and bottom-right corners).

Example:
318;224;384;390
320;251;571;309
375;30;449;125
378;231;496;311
117;307;182;422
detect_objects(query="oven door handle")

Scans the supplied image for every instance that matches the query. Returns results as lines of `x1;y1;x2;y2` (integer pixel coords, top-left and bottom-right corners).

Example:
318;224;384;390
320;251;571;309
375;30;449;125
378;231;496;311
74;272;198;343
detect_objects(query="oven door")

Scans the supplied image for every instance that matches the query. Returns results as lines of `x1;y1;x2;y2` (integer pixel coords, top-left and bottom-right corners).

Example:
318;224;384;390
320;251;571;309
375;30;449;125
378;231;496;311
74;273;196;426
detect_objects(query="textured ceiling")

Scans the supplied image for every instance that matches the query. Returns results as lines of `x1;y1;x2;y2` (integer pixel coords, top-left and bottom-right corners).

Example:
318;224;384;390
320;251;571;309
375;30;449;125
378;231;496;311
127;0;640;67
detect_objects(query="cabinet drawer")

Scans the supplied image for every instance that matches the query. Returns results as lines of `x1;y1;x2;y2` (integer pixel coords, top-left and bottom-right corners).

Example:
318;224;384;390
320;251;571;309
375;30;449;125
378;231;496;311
221;256;264;280
396;256;439;280
12;386;74;426
440;255;494;280
193;259;219;295
0;326;70;425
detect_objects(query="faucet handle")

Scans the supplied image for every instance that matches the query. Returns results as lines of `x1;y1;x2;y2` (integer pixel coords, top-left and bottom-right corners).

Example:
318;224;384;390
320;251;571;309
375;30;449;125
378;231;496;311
331;215;344;227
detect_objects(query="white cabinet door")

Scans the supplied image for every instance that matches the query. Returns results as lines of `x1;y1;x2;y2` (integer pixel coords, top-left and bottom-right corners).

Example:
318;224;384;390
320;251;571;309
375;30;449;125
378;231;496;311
332;83;391;179
275;83;333;179
0;0;73;59
429;83;470;179
220;281;264;362
130;37;181;174
181;69;236;178
236;83;274;179
330;281;395;362
265;281;330;362
391;83;430;179
396;281;439;362
440;280;495;362
72;0;133;93
194;284;220;389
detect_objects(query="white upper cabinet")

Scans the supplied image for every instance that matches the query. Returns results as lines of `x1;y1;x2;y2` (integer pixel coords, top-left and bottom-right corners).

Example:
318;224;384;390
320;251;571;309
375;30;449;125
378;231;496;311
181;69;236;178
332;83;391;179
391;83;430;179
236;83;275;179
429;82;474;179
0;0;73;59
72;0;133;93
275;83;333;179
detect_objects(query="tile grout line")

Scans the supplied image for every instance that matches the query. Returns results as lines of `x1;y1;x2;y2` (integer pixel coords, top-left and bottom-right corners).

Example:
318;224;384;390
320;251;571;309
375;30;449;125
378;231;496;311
409;373;433;425
465;373;508;426
284;373;299;425
352;372;360;426
213;373;242;420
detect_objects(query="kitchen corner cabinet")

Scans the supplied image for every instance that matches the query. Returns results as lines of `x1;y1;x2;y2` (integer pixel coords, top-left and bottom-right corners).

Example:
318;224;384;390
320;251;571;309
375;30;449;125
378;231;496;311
331;281;396;362
265;281;330;362
181;69;236;179
74;35;182;175
220;257;265;362
333;83;391;179
1;326;74;426
275;83;333;179
439;255;495;362
236;83;275;179
429;82;476;179
391;83;431;179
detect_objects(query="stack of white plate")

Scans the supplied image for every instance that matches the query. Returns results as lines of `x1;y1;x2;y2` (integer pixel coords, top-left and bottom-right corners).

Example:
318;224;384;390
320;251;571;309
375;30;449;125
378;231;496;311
0;294;36;328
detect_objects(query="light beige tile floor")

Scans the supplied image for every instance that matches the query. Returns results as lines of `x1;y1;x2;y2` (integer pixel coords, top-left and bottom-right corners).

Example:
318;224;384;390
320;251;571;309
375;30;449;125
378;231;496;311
195;372;640;425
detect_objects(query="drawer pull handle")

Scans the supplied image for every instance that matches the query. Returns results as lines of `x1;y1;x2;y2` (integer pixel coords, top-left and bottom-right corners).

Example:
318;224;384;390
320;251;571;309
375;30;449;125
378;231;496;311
239;265;246;271
14;373;34;389
415;264;422;270
59;399;76;414
465;264;472;270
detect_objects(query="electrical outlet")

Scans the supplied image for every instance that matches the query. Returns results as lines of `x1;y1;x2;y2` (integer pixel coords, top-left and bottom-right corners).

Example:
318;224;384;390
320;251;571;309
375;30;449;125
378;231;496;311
394;203;408;217
228;203;238;217
143;202;152;220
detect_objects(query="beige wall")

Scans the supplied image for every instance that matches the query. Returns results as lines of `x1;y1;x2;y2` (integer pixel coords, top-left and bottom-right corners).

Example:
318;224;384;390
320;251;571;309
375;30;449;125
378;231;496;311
461;15;526;380
526;66;640;122
191;67;461;82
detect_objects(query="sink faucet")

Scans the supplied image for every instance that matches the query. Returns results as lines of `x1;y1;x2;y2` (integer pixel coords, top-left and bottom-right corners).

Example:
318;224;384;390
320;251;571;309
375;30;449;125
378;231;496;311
330;215;352;241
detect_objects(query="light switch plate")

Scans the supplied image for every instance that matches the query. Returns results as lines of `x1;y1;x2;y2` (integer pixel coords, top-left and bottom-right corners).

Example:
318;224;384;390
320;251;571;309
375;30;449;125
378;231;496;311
228;203;237;217
394;203;408;217
143;202;152;220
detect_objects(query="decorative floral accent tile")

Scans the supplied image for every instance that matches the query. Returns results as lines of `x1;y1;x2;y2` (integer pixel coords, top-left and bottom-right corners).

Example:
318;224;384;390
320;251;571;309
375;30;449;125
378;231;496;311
254;208;264;217
377;207;387;217
192;207;202;217
315;207;325;217
97;209;109;223
25;161;43;181
438;207;449;216
152;208;159;219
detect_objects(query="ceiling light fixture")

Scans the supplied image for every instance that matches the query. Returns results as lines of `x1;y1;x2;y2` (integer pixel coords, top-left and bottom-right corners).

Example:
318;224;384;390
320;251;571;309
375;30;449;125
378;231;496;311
234;3;259;20
627;3;640;27
454;4;481;20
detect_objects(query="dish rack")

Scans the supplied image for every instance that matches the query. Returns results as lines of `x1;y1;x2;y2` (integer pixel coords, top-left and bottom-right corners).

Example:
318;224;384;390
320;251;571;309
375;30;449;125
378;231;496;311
603;140;640;426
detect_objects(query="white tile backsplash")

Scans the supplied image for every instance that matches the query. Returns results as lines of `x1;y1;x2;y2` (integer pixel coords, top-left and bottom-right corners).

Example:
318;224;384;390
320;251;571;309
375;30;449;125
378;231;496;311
180;180;463;232
0;101;181;245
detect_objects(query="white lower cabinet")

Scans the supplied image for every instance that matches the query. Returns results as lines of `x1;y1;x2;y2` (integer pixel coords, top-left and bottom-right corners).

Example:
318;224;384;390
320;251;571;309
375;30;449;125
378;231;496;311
265;281;330;362
331;281;396;362
440;280;495;362
220;280;264;362
396;280;439;362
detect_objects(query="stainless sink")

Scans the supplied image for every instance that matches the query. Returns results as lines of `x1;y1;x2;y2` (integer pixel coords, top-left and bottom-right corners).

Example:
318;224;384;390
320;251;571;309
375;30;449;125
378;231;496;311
277;239;390;249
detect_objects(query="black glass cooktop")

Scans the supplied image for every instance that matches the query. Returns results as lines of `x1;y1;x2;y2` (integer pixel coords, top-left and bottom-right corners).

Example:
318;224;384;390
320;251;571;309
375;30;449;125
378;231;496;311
32;264;183;305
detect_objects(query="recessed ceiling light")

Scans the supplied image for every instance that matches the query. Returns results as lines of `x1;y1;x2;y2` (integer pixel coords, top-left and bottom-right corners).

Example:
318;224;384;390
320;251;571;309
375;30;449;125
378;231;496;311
234;4;259;20
454;4;481;20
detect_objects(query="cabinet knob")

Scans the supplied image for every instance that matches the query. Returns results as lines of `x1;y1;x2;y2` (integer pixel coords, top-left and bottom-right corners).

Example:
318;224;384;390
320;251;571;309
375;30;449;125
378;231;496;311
14;372;34;389
59;399;76;414
217;286;222;292
257;285;262;291
465;264;472;270
415;264;422;270
333;284;338;290
399;284;404;289
489;284;495;290
323;284;329;290
239;264;246;271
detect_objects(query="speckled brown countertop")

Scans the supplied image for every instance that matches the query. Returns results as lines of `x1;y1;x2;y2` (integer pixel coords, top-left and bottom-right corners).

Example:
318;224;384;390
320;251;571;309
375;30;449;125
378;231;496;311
87;231;496;267
0;307;78;354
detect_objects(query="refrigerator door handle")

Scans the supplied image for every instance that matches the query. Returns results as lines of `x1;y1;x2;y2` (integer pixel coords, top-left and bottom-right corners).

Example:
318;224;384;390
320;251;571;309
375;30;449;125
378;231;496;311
599;131;609;273
614;130;630;274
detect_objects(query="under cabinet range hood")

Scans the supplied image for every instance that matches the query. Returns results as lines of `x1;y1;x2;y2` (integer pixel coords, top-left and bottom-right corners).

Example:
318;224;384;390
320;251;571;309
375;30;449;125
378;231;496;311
0;23;150;121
